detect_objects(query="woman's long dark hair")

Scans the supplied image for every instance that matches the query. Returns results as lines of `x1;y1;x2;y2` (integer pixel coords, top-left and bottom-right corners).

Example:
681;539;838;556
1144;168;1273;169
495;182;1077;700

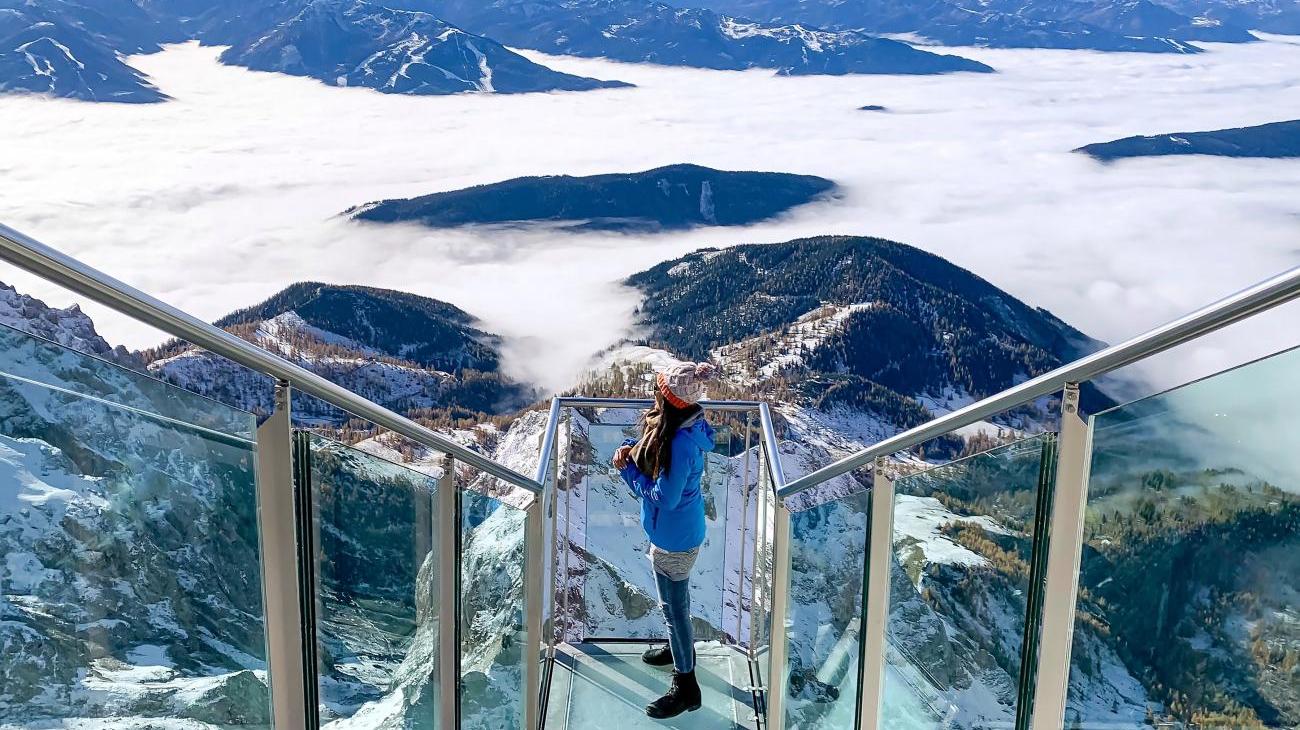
632;390;703;480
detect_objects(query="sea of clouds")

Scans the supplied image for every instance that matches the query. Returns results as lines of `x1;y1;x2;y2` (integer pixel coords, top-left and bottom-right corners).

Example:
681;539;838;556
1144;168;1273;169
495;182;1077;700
0;37;1297;395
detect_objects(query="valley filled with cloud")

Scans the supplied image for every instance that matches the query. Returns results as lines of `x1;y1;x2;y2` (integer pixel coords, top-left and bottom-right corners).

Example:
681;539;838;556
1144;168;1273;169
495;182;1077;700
1;37;1297;391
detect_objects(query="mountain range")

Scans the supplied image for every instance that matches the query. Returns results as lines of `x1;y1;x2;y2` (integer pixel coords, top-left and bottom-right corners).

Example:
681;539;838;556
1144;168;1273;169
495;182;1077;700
0;0;629;102
421;0;993;75
0;0;997;104
1076;119;1300;160
347;164;838;232
5;0;1297;104
214;0;631;95
692;0;1278;52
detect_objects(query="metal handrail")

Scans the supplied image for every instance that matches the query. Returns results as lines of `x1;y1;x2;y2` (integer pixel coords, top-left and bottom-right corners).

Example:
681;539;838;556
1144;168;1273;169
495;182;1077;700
534;397;563;486
558;396;764;411
778;264;1300;498
0;223;544;494
534;397;767;485
758;402;787;490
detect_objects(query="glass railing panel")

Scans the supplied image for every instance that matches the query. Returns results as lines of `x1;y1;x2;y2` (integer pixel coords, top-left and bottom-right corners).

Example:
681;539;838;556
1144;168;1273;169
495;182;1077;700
0;320;257;439
752;444;778;659
299;434;442;727
780;480;871;729
722;422;759;648
576;417;734;641
460;481;528;730
1066;348;1300;730
0;340;265;726
883;435;1053;730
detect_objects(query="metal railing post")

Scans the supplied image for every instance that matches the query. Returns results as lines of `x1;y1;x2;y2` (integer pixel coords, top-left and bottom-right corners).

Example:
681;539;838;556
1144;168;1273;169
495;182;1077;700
437;456;459;730
524;500;545;730
764;499;793;730
736;411;753;650
256;380;312;729
858;458;895;730
543;413;561;657
1029;384;1092;730
561;411;575;642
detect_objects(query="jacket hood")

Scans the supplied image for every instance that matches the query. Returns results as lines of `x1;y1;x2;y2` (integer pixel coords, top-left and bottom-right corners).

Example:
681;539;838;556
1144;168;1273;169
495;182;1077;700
677;417;716;452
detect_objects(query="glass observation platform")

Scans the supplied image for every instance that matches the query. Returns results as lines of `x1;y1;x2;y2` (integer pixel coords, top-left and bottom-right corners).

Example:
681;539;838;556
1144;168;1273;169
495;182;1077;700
0;221;1298;730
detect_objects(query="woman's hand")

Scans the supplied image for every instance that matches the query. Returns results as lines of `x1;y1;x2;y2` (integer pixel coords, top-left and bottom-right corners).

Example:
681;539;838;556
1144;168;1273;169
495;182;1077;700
613;445;633;469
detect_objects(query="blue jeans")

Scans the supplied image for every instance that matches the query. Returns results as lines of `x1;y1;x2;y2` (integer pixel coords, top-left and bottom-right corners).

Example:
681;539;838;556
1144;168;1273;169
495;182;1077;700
654;571;695;673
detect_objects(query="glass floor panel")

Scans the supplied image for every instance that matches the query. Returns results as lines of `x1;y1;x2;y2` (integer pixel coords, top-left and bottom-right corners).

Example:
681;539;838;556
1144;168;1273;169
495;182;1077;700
546;642;761;730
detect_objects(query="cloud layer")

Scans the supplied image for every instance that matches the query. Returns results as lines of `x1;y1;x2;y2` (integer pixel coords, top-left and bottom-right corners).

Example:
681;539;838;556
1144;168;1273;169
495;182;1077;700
0;38;1297;395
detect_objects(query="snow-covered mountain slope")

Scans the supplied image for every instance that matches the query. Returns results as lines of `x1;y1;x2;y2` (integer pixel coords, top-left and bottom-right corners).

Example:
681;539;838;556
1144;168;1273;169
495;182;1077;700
0;10;166;103
426;0;993;75
143;282;533;422
712;302;879;384
218;0;630;95
148;312;457;422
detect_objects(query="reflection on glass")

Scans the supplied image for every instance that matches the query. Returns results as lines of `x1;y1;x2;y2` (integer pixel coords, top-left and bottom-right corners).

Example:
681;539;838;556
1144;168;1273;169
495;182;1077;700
576;419;734;640
0;320;256;439
303;435;442;727
884;435;1052;730
1067;349;1300;730
782;486;870;730
460;486;528;730
0;327;266;726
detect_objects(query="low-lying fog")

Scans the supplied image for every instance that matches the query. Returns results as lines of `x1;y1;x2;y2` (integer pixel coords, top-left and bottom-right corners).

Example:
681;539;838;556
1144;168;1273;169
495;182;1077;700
1;37;1298;394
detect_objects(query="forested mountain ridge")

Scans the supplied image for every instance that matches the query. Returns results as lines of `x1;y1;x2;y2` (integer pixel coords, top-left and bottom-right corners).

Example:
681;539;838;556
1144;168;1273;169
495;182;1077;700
347;164;838;232
211;282;503;374
141;282;532;422
1077;119;1300;161
626;236;1103;402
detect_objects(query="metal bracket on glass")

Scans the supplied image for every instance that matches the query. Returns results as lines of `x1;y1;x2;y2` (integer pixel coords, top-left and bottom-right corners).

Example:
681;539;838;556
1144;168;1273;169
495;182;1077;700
857;457;895;730
1029;384;1092;730
764;497;793;729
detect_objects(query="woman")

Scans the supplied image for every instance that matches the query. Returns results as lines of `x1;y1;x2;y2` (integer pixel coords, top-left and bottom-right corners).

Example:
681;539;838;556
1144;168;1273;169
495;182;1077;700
612;361;718;719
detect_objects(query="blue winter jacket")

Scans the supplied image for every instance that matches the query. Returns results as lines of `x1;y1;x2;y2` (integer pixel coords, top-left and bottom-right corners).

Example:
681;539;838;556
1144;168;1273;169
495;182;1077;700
618;418;714;552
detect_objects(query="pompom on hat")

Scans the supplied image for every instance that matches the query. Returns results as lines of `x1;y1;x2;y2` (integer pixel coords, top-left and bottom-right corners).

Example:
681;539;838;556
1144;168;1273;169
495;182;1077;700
656;361;718;409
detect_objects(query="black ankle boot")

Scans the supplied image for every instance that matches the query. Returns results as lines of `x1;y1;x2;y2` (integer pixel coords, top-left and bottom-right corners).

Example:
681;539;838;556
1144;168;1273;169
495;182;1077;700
646;670;702;719
642;644;673;666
